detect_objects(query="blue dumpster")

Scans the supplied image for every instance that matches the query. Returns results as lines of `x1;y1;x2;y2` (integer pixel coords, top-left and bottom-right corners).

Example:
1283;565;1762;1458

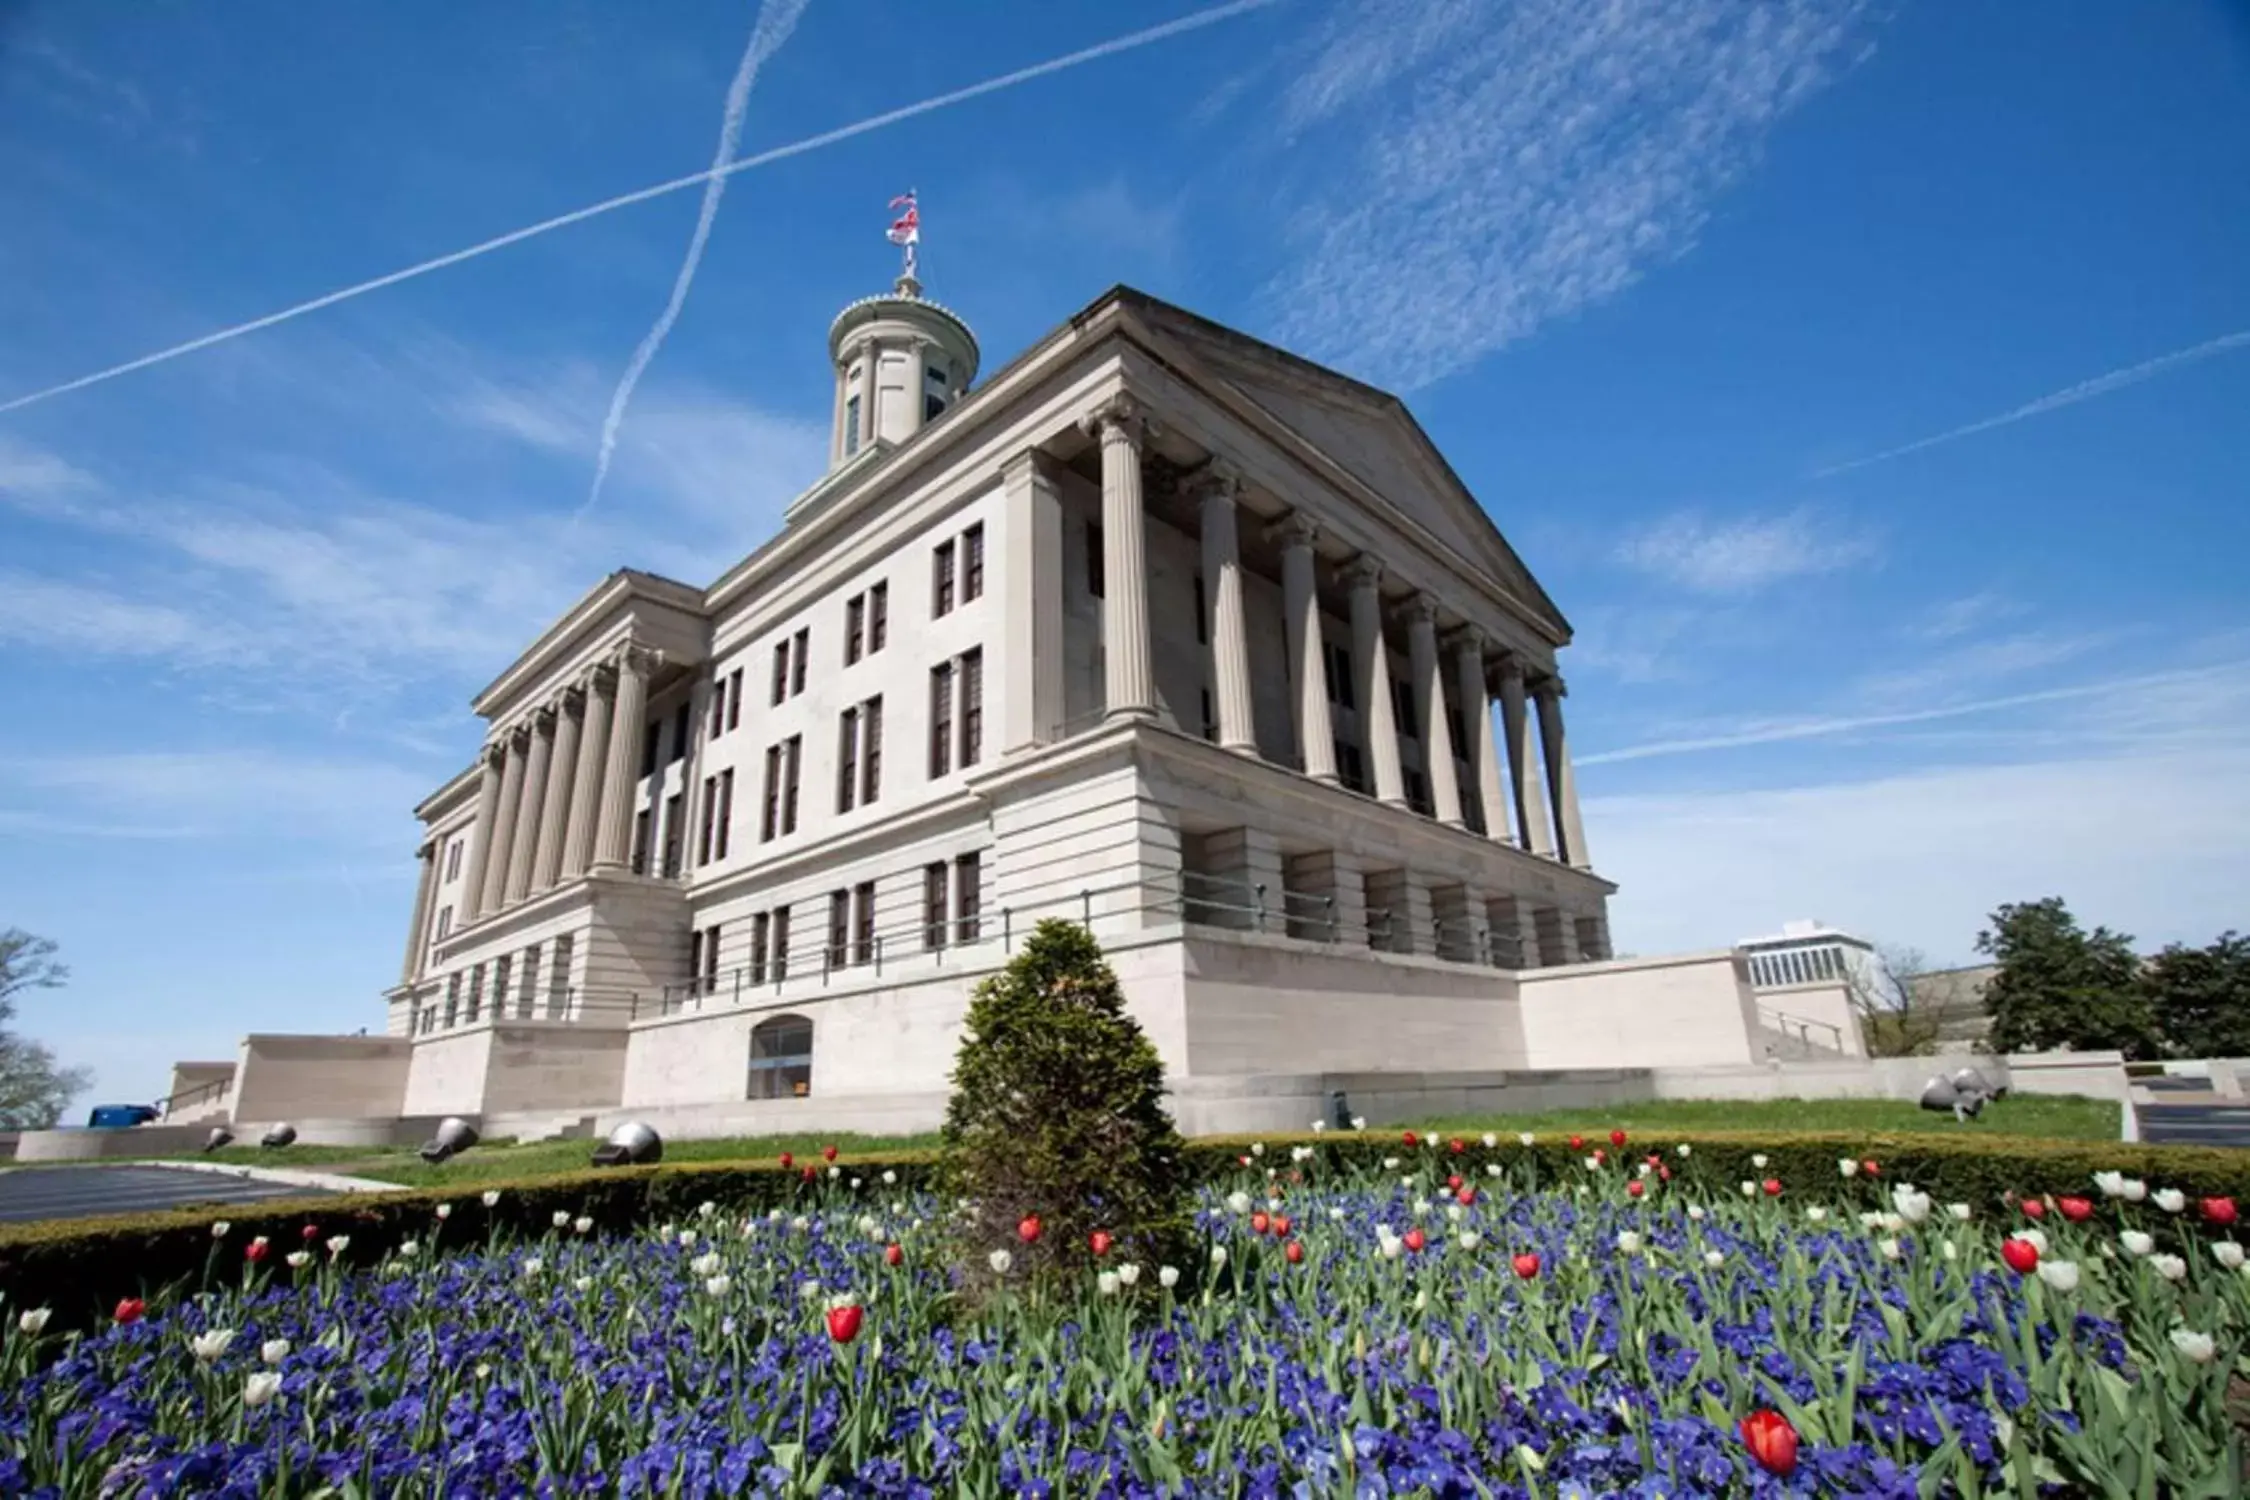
87;1104;160;1129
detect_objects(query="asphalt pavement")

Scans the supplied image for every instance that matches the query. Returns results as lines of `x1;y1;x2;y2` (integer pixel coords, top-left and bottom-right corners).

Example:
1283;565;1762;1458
0;1165;332;1225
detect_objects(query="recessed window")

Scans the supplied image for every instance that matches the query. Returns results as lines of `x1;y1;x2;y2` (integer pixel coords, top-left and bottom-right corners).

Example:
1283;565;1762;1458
844;395;862;456
726;669;743;732
791;629;809;697
962;524;985;603
748;1013;813;1100
923;861;948;951
1193;573;1207;645
444;840;463;882
933;539;957;617
781;734;801;835
670;701;691;763
929;660;955;778
924;393;946;423
959;649;983;769
869;581;889;653
846;595;865;665
955;851;982;943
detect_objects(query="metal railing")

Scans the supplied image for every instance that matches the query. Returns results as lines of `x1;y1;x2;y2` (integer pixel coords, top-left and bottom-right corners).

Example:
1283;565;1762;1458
1757;1004;1848;1052
156;1076;232;1120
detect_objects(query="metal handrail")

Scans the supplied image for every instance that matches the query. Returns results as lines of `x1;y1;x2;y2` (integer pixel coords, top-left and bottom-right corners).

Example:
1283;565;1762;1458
1757;1003;1847;1050
156;1076;231;1120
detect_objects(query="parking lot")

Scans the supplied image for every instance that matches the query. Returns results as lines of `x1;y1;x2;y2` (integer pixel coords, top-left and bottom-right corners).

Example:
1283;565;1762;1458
0;1165;332;1225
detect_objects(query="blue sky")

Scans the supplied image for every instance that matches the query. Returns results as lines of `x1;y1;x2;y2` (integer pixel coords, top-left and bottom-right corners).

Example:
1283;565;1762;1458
3;0;2247;1106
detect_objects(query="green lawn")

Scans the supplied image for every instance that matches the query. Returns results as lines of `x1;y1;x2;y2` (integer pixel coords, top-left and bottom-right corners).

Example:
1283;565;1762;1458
45;1093;2120;1190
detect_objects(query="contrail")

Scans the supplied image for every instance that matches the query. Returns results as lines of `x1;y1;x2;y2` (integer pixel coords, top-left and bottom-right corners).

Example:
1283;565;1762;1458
0;0;1281;416
577;0;810;524
1814;328;2250;477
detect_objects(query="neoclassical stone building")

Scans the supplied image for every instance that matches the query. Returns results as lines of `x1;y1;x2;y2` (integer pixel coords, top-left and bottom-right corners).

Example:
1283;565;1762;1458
373;271;1626;1124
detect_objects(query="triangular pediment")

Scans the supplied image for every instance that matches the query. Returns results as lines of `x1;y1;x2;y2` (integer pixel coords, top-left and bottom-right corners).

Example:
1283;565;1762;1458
1125;297;1568;639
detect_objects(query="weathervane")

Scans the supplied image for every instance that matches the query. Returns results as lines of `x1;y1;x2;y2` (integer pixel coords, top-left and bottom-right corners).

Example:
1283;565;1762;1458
887;189;921;292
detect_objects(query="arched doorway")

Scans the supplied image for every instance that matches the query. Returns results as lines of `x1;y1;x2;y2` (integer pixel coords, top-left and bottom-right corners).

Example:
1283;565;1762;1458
748;1014;814;1100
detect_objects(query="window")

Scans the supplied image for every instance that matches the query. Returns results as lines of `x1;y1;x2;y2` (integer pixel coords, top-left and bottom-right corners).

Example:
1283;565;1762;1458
467;963;486;1025
771;905;791;982
632;808;650;875
869;581;888;653
762;745;782;841
1193;573;1207;644
923;862;948;951
1335;739;1367;794
750;912;771;985
1200;688;1217;742
845;594;865;665
641;721;661;776
710;679;729;738
827;890;850;969
955;851;983;943
926;362;948;386
853;879;876;965
844;395;862;456
714;769;734;860
1086;523;1105;598
929;660;955;777
932;539;956;617
435;905;453;941
1392;680;1417;739
771;640;789;706
444;973;461;1029
727;668;743;732
549;935;573;1019
837;705;861;813
861;696;883;804
444;840;463;882
661;791;683;877
959;650;983;769
699;774;718;865
492;955;512;1020
701;923;721;995
1324;642;1355;709
963;523;985;602
924;393;945;423
748;1014;813;1100
1405;768;1430;817
781;735;801;835
791;628;809;697
520;943;542;1017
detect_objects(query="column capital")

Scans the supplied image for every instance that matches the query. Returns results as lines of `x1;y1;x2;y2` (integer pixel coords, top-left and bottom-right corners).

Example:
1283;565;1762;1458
481;740;509;770
1441;624;1489;660
584;661;619;697
1265;510;1320;550
1403;592;1443;629
1079;392;1153;448
1533;673;1567;702
1185;457;1243;505
558;682;588;716
1495;651;1530;685
1342;553;1384;592
531;703;559;733
614;642;663;679
416;835;439;860
507;721;534;751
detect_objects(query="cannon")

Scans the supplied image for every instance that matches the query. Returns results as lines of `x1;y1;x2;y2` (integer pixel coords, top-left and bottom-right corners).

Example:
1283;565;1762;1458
259;1122;298;1149
590;1120;663;1167
419;1116;480;1164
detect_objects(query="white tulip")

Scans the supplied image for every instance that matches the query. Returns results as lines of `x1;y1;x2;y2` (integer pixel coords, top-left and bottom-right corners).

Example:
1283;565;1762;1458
552;1211;571;1229
791;1217;810;1234
482;1190;501;1208
658;1225;676;1244
189;1328;235;1362
850;1178;863;1191
1948;1203;1972;1222
284;1252;310;1270
17;1309;52;1337
1118;1263;1142;1287
1096;1271;1120;1296
435;1203;454;1220
1413;1289;1430;1311
2012;1228;2048;1253
883;1171;897;1185
678;1230;698;1249
828;1166;840;1180
1445;1204;1464;1223
1458;1231;1482;1251
1227;1191;1253;1215
1158;1265;1181;1288
2092;1170;2127;1199
1805;1206;1827;1223
325;1236;350;1257
572;1276;593;1292
1382;1157;1401;1171
2155;1189;2186;1214
1703;1250;1724;1269
2213;1242;2246;1271
1210;1245;1229;1269
2171;1328;2218;1364
1877;1238;1902;1261
573;1217;593;1236
1740;1182;1757;1198
1687;1205;1706;1221
2121;1230;2155;1257
1838;1159;1859;1178
697;1201;717;1220
1616;1231;1643;1255
2037;1261;2081;1293
2121;1178;2148;1203
1482;1133;1498;1148
1486;1163;1503;1178
243;1372;282;1408
1637;1163;1653;1179
1352;1116;1368;1131
1941;1241;1958;1262
691;1252;721;1277
798;1280;823;1301
1892;1187;1933;1226
1329;1207;1346;1221
1585;1158;1603;1172
1377;1232;1404;1261
210;1220;231;1239
261;1339;289;1365
989;1249;1014;1275
1751;1154;1769;1170
2151;1254;2188;1283
395;1241;419;1260
1251;1142;1265;1158
704;1274;732;1297
520;1257;543;1277
1676;1144;1692;1158
1311;1120;1327;1133
1519;1133;1536;1147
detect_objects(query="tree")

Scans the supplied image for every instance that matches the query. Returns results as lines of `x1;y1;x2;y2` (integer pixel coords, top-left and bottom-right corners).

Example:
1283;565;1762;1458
2143;932;2250;1059
0;929;92;1128
1845;944;1947;1057
940;920;1190;1291
1977;898;2156;1059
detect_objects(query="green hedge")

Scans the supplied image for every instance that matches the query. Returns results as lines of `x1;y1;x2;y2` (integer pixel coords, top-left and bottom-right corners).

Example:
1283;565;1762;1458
7;1130;2249;1331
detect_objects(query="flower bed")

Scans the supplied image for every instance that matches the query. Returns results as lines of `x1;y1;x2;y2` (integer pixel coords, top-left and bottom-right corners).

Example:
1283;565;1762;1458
5;1136;2247;1495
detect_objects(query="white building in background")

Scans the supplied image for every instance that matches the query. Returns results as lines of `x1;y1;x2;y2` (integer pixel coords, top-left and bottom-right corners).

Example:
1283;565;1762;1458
157;260;1878;1140
1739;919;1873;1057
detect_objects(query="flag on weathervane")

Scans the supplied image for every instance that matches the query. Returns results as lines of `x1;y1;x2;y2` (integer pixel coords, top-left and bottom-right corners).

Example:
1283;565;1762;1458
888;190;920;285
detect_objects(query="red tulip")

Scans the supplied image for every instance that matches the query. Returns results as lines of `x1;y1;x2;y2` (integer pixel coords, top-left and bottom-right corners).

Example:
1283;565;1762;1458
1592;1149;1607;1166
2020;1197;2046;1220
1609;1129;1627;1149
1739;1409;1798;1476
2203;1197;2238;1226
1627;1180;1645;1198
1089;1230;1115;1258
300;1224;320;1243
1273;1215;1292;1238
825;1304;864;1344
244;1237;269;1263
822;1144;838;1163
114;1298;145;1325
2001;1237;2040;1274
1250;1213;1270;1236
1402;1130;1420;1148
1284;1239;1305;1264
1017;1215;1042;1245
1511;1252;1541;1279
1455;1186;1475;1207
800;1166;816;1185
1402;1227;1426;1253
1449;1138;1465;1155
1447;1174;1463;1192
883;1244;903;1267
1762;1179;1783;1197
2057;1196;2094;1223
1861;1159;1880;1178
1658;1165;1672;1183
1568;1135;1585;1151
1239;1154;1253;1167
779;1152;794;1169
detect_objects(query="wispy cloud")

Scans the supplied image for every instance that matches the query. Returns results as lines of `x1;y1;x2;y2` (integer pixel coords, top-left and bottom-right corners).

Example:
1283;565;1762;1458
1905;590;2024;643
579;0;811;523
1814;328;2250;477
1265;0;1869;390
1614;506;1877;594
1850;628;2111;708
0;571;229;662
0;749;430;845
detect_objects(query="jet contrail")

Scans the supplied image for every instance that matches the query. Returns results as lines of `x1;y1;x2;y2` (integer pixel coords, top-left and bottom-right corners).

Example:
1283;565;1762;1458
577;0;810;524
1814;328;2250;477
0;0;1282;416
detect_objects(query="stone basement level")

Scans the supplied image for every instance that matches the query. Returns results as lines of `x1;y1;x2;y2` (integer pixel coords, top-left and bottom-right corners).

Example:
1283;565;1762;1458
164;274;1877;1142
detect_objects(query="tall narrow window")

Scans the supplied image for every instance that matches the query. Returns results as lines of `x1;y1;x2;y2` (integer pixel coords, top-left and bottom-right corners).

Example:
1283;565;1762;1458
869;581;889;653
445;840;463;881
549;934;573;1018
845;594;865;665
955;851;982;943
751;912;771;985
929;661;955;777
853;879;876;964
1324;642;1355;710
688;930;704;995
791;628;809;696
1086;523;1105;598
923;862;948;951
702;922;721;995
932;539;956;617
727;668;743;731
641;722;661;776
661;791;683;877
671;701;691;762
844;395;862;455
771;905;791;982
632;808;651;874
435;905;453;941
771;641;789;706
861;696;883;805
762;745;781;841
959;648;984;769
715;769;734;860
837;705;860;813
1446;706;1466;757
781;735;801;834
493;955;512;1020
827;890;850;970
710;679;728;737
698;774;718;865
962;523;985;602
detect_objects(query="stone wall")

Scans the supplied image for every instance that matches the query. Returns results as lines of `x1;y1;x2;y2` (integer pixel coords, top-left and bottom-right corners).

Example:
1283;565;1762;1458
232;1035;414;1123
1516;951;1763;1070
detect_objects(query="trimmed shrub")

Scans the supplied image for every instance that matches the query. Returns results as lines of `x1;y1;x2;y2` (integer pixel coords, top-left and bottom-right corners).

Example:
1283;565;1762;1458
939;920;1191;1288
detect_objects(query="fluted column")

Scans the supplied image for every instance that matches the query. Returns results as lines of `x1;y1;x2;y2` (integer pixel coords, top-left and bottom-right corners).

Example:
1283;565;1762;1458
1273;514;1337;783
1346;556;1407;806
562;667;614;878
591;646;656;873
502;710;553;905
458;745;506;923
532;688;583;891
480;729;529;915
1080;395;1156;722
999;450;1065;752
857;349;878;448
906;339;928;438
1450;631;1513;844
1405;595;1464;826
1536;676;1591;870
1498;656;1557;858
1196;465;1257;755
400;841;437;986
